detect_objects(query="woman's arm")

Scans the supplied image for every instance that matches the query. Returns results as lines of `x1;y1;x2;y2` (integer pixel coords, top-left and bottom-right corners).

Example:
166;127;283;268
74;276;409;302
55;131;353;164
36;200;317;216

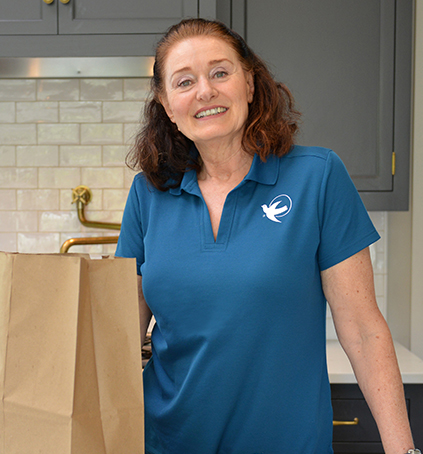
322;247;414;454
137;275;152;347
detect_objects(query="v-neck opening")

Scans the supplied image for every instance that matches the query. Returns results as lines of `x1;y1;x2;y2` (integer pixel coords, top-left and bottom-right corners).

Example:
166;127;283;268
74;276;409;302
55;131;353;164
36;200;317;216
201;189;239;250
169;152;281;251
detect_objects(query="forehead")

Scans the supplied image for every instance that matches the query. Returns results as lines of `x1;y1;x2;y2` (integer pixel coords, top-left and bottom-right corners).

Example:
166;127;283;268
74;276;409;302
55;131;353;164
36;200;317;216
163;36;240;72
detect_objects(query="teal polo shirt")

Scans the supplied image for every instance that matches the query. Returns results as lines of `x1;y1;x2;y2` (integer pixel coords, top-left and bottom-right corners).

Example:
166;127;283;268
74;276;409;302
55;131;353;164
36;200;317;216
116;145;380;454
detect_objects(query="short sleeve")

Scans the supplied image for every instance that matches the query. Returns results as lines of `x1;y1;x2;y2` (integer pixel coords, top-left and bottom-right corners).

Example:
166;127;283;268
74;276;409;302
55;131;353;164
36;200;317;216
115;173;145;275
317;151;380;271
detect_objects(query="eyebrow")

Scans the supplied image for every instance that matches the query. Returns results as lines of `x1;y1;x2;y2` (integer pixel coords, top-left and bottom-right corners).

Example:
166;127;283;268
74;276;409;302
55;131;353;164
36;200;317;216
170;58;234;80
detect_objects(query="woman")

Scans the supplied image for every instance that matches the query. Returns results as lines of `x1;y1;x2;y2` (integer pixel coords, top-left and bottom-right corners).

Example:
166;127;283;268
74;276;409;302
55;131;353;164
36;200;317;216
116;18;416;454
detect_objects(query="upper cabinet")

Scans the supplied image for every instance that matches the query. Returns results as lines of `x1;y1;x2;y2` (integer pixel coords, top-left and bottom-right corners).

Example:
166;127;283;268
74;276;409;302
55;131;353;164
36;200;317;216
0;1;58;35
0;0;218;57
225;0;413;211
1;0;198;35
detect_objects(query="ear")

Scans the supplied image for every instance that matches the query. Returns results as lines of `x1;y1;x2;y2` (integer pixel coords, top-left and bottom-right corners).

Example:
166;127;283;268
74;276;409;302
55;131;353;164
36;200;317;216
246;72;254;103
159;95;176;123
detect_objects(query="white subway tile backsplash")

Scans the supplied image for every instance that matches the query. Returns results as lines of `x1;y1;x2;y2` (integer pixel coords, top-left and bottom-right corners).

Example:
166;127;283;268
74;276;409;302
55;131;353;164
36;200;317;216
0;77;141;254
0;102;15;123
124;78;151;100
81;123;122;145
0;80;36;101
18;232;61;253
0;211;38;232
39;211;79;232
103;145;127;166
0;233;17;252
17;189;60;211
60;102;102;123
81;167;124;188
80;79;123;101
103;101;142;123
0;124;36;145
0;168;37;189
38;167;80;189
17;146;59;167
38;124;80;145
59;188;75;211
37;80;79;101
87;189;104;210
60;145;102;166
0;146;16;166
17;102;59;123
0;189;17;209
124;123;139;145
103;189;130;210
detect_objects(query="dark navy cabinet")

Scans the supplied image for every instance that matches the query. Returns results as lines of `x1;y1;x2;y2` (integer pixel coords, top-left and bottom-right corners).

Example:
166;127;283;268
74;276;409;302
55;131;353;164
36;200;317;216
331;384;423;453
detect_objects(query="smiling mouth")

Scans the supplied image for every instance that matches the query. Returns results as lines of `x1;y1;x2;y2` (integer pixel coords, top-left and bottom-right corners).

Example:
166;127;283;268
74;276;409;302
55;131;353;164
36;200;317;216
195;107;228;119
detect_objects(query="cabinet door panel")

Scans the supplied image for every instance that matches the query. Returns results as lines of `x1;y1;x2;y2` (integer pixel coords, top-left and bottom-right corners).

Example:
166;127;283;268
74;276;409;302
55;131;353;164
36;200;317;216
58;0;199;34
0;0;57;35
234;0;396;192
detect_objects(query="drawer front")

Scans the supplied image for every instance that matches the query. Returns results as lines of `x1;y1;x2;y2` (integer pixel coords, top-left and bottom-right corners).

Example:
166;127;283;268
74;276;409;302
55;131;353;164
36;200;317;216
332;398;380;442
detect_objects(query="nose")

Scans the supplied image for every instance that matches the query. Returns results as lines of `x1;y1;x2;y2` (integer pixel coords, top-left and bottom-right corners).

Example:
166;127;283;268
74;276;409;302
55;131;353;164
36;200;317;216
196;77;217;102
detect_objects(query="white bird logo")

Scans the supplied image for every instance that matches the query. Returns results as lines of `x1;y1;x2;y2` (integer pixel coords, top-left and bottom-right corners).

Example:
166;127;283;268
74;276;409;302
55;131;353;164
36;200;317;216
261;194;292;223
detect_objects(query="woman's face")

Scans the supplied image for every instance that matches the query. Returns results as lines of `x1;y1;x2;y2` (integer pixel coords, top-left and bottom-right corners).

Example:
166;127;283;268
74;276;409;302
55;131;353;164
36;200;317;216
160;36;254;149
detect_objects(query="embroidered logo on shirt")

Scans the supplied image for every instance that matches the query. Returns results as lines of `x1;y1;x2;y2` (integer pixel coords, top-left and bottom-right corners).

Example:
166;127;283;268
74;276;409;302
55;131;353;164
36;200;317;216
261;194;292;223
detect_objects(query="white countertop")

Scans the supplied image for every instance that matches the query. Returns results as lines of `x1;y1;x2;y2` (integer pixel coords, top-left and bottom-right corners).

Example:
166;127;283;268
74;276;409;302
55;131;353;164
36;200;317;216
327;340;423;384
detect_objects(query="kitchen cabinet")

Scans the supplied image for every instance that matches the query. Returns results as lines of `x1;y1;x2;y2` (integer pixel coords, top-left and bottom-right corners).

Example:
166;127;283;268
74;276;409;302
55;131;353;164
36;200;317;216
331;384;423;453
0;0;220;57
224;0;413;211
0;1;58;35
1;0;198;35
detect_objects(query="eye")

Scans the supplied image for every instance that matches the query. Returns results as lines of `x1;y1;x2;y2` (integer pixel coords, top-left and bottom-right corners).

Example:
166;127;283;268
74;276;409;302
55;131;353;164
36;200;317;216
178;79;192;87
214;71;228;79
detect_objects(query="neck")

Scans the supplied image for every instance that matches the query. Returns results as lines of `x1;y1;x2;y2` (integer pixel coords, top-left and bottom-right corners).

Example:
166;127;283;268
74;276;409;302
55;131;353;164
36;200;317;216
196;142;253;184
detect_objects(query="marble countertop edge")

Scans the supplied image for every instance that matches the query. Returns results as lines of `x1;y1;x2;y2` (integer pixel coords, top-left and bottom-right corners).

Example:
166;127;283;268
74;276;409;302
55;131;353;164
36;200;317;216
327;339;423;384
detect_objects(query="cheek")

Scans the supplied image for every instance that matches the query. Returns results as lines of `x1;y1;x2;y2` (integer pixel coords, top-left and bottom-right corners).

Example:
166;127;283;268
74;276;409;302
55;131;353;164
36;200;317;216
168;95;190;119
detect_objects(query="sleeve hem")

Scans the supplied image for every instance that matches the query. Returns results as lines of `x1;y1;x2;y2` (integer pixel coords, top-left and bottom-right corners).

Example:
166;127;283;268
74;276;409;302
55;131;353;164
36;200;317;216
319;230;381;271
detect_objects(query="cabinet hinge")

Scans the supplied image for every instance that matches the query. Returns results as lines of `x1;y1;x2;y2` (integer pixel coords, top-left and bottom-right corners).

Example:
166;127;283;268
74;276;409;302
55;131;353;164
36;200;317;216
392;151;396;176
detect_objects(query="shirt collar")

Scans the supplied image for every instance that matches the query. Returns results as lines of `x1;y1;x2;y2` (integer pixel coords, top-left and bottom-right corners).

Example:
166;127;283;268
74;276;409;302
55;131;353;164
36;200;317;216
169;152;280;196
169;167;200;196
244;153;280;185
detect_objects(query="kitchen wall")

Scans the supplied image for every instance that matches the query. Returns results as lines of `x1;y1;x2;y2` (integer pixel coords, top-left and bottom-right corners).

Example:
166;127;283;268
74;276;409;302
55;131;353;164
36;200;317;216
387;0;423;357
0;77;150;254
0;76;388;334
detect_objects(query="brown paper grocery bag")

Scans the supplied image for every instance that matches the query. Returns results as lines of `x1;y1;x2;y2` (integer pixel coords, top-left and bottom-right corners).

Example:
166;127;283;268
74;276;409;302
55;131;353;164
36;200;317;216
0;252;144;454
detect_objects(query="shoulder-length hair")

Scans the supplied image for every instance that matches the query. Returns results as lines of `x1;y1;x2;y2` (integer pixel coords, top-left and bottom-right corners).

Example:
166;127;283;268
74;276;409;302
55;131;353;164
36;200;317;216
126;18;301;191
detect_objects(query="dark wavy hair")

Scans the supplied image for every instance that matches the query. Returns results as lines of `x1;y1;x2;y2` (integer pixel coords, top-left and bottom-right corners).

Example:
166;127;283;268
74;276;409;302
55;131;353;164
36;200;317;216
126;18;301;191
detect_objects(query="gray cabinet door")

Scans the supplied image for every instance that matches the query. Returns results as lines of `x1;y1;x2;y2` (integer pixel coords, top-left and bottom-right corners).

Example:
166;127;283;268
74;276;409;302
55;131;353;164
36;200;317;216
229;0;412;210
58;0;199;34
0;0;214;57
0;0;57;35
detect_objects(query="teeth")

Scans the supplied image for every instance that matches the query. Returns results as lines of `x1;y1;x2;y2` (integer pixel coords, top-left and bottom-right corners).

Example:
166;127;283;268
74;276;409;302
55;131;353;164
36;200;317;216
195;107;227;118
